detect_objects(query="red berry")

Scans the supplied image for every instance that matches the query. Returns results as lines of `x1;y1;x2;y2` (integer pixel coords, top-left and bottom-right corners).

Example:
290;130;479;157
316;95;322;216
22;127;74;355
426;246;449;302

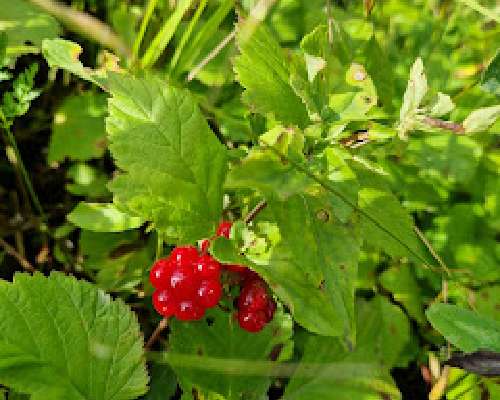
216;221;233;238
238;279;269;312
238;309;267;332
200;239;210;253
150;258;172;289
197;279;222;308
169;265;198;298
152;289;176;317
225;264;248;274
170;246;199;266
194;254;221;280
176;300;205;321
264;299;276;322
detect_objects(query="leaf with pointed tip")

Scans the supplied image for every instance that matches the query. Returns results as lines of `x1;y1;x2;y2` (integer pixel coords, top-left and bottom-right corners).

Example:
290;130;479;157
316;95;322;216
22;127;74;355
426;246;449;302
463;105;500;133
0;272;148;400
67;202;143;232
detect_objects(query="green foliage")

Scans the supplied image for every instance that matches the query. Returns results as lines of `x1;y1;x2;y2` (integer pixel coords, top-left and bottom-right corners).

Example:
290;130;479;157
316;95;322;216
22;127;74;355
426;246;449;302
106;73;227;243
48;92;108;163
426;303;500;352
0;0;60;48
0;272;148;399
68;202;144;232
1;63;39;122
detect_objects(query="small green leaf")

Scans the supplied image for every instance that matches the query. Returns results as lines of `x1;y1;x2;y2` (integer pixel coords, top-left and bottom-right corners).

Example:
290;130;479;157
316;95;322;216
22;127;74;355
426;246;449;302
426;303;500;352
234;24;309;127
463;105;500;133
48;92;108;163
0;272;148;399
428;92;455;117
481;48;499;96
68;202;143;232
106;73;227;242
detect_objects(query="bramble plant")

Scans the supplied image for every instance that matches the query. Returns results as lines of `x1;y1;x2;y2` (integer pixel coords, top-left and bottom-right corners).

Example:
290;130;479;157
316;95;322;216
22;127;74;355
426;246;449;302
0;0;499;399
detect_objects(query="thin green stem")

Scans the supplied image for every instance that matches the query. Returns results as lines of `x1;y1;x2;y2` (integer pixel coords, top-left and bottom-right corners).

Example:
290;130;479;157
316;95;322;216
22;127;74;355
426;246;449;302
0;115;45;220
132;0;160;61
156;233;164;260
457;0;500;23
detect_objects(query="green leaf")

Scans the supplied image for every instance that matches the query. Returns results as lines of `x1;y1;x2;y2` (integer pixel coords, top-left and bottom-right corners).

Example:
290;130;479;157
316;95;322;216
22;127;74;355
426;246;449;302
0;0;60;48
284;296;407;400
68;202;143;232
380;264;425;323
398;57;428;137
106;73;227;242
426;303;500;352
0;272;148;399
355;166;435;266
234;24;309;127
48;92;108;163
481;49;499;96
42;39;105;87
142;364;177;400
167;308;292;400
428;92;455;117
463;105;500;133
364;36;394;112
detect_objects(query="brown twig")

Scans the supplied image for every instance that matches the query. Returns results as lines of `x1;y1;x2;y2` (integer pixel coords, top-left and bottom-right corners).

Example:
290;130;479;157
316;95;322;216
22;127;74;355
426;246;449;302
0;237;35;272
145;318;168;350
244;200;268;224
414;226;450;276
422;116;465;134
29;0;131;58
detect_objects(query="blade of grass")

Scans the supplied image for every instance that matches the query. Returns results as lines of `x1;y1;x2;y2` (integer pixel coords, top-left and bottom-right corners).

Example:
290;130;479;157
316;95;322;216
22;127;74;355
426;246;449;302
457;0;500;23
132;0;160;61
141;0;194;69
169;0;208;72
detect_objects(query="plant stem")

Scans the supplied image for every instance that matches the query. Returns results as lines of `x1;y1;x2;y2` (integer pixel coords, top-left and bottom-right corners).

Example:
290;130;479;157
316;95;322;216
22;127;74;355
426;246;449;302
244;200;267;224
1;119;46;220
145;318;168;350
0;238;35;272
132;0;160;61
28;0;131;58
457;0;500;23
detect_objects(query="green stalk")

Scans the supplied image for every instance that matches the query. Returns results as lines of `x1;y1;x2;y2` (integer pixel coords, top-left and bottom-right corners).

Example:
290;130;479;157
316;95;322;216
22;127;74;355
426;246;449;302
0;116;45;220
132;0;160;61
457;0;500;23
169;0;208;72
141;0;194;69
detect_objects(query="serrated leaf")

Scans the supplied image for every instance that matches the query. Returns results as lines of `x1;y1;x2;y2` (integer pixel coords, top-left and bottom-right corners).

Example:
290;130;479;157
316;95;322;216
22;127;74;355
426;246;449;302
426;303;500;352
284;297;407;400
106;73;227;242
68;202;143;232
481;49;500;96
167;308;292;400
234;24;309;127
463;105;500;133
0;272;148;399
48;92;108;163
0;0;60;48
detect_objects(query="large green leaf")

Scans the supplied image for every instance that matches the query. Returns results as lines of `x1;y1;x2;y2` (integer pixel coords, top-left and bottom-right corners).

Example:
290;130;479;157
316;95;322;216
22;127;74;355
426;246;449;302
0;272;148;399
106;73;227;242
284;296;408;400
234;24;309;127
426;303;500;352
0;0;60;48
167;308;292;400
48;92;108;163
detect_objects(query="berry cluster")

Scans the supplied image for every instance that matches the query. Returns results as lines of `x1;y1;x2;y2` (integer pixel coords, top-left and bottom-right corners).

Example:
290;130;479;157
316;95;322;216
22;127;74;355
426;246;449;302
150;246;222;321
149;221;276;332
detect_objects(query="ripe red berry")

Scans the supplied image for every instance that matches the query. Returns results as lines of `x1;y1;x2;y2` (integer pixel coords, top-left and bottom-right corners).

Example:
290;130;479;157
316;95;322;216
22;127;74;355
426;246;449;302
194;254;221;280
169;265;198;298
197;279;222;308
149;258;172;289
264;299;277;322
225;264;248;274
216;221;233;238
170;246;199;266
238;279;269;312
238;309;267;332
176;300;205;321
152;289;177;317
